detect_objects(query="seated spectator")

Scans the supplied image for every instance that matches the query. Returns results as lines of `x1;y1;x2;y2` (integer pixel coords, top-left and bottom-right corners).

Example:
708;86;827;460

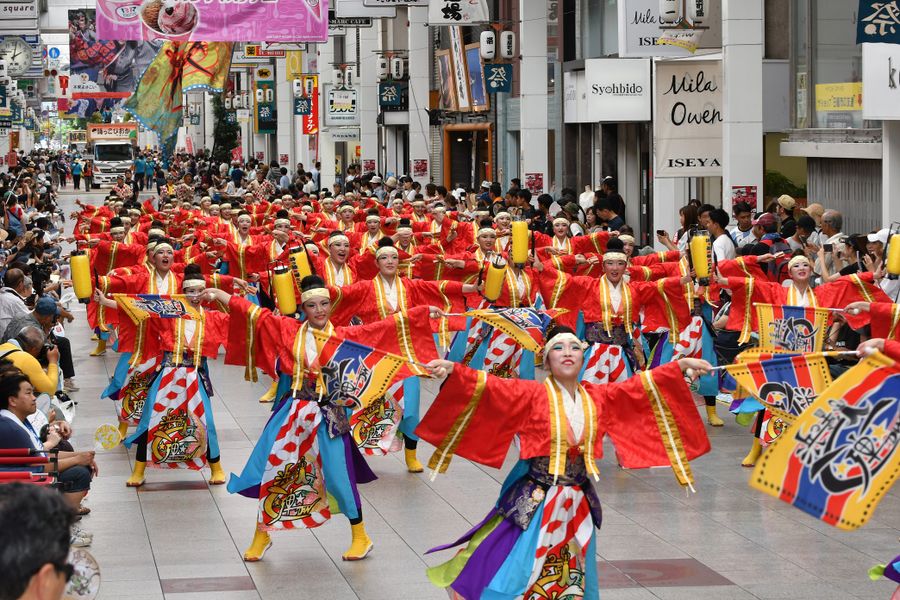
0;483;76;600
0;372;96;514
0;327;60;396
0;269;31;333
2;297;77;393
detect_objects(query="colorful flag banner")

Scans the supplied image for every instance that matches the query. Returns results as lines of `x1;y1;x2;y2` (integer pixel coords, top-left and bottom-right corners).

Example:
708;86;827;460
95;0;328;43
310;330;410;410
464;308;564;353
725;354;833;445
756;304;830;353
124;41;232;159
750;350;900;530
113;294;203;323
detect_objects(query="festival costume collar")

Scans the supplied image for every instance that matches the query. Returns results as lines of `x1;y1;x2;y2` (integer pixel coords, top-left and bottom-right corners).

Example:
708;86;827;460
544;377;600;484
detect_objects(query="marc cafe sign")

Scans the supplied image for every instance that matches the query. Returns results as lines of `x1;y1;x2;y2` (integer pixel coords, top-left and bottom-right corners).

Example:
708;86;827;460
862;42;900;120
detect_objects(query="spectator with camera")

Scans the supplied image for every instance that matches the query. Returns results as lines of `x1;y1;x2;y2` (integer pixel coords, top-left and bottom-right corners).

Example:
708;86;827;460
0;326;60;397
0;269;32;334
2;297;77;393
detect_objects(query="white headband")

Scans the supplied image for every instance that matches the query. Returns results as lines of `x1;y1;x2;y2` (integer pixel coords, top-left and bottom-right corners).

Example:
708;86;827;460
788;255;811;270
375;246;399;259
182;279;205;291
553;217;569;226
274;218;291;227
366;215;381;224
110;227;126;234
328;234;350;246
603;252;628;263
301;288;330;303
478;227;496;237
397;226;413;234
618;235;635;245
542;332;587;367
153;243;174;254
495;212;511;220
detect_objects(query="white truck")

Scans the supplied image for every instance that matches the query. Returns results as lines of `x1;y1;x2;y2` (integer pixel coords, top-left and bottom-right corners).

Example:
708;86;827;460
86;123;138;187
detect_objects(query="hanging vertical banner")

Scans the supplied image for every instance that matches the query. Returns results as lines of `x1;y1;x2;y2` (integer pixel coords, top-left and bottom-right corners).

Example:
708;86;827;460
285;50;304;80
302;75;319;135
654;59;723;178
465;44;490;111
254;66;277;135
427;0;489;25
857;0;900;45
484;63;512;93
435;49;458;111
449;26;471;111
95;0;329;43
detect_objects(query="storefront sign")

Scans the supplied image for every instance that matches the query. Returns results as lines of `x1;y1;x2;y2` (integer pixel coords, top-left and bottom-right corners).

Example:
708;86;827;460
863;42;900;119
96;0;328;43
324;85;359;126
618;0;720;58
255;66;277;135
427;0;489;25
87;123;138;139
449;26;471;111
814;82;863;127
328;10;374;27
331;128;359;142
294;96;312;115
485;64;512;93
336;0;395;17
581;58;651;122
244;45;286;58
378;81;405;107
857;1;900;45
0;0;37;20
302;75;319;135
69;129;87;144
654;59;723;178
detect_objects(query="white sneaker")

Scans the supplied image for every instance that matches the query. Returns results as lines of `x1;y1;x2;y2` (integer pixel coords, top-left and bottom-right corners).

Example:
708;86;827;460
70;528;92;547
64;379;80;392
71;525;93;541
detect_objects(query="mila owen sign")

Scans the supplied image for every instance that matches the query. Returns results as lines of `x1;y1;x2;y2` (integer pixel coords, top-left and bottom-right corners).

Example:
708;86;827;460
654;59;723;178
862;42;900;121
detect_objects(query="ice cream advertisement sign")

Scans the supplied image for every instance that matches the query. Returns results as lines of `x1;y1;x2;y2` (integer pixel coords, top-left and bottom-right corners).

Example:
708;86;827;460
95;0;328;43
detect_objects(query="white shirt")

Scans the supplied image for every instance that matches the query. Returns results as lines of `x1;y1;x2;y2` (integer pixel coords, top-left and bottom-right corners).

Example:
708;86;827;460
712;233;737;262
304;326;319;367
607;280;623;312
0;408;41;450
728;225;757;249
379;275;398;311
155;273;170;295
558;387;585;443
0;289;29;335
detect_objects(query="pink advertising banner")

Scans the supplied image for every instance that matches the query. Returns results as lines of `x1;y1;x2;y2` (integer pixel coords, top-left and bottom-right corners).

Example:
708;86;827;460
95;0;329;43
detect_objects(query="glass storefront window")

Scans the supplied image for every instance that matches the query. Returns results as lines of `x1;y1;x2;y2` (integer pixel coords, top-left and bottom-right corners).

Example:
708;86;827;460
794;0;864;129
578;0;618;59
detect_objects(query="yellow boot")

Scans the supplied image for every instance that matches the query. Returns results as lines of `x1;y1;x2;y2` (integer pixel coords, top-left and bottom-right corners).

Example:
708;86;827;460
117;422;129;442
741;438;763;467
258;380;278;403
90;339;107;357
208;461;226;485
342;522;373;561
243;529;272;562
405;448;423;473
126;460;146;487
706;405;724;427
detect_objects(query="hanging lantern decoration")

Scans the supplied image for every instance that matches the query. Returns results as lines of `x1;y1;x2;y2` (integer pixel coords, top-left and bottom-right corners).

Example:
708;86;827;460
688;0;707;21
255;88;264;103
333;69;345;87
480;31;496;60
376;56;389;80
689;230;712;286
224;96;232;109
511;220;529;267
483;256;507;303
391;57;404;80
344;67;354;88
659;0;679;23
292;80;303;98
70;250;93;303
272;265;298;315
265;88;274;103
499;31;516;59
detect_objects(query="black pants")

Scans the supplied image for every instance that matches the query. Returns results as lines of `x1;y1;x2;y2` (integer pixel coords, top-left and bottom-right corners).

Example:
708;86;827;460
136;173;145;190
83;177;93;191
56;336;75;379
73;175;81;189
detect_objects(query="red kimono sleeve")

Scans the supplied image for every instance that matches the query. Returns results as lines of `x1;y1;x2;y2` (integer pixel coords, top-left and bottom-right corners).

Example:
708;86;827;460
717;255;769;280
536;266;596;328
883;340;900;361
869;302;900;340
590;362;710;486
416;365;536;471
815;273;891;330
407;279;469;315
722;277;784;333
631;277;692;334
328;281;374;325
224;295;297;380
572;231;610;255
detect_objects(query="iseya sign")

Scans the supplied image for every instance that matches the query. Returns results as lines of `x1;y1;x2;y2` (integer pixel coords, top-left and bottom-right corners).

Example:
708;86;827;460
862;42;900;120
654;59;723;178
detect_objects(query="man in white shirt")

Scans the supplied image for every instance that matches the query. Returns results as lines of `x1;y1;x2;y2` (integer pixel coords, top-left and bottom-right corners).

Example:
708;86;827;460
709;208;737;263
0;269;31;335
819;209;845;275
728;201;757;249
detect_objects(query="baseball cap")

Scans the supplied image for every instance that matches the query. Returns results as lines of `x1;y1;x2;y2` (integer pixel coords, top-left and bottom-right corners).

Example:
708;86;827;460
35;296;60;317
776;194;796;210
480;180;491;189
752;213;777;228
867;228;890;245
